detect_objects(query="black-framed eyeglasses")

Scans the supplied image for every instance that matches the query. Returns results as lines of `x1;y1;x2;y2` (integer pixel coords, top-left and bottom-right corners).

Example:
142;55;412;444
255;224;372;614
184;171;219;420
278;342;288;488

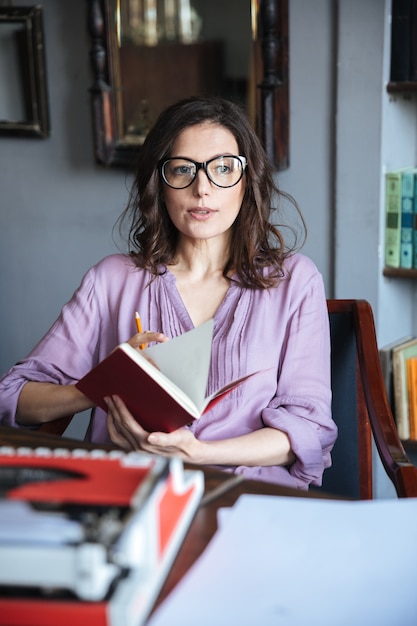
159;155;247;189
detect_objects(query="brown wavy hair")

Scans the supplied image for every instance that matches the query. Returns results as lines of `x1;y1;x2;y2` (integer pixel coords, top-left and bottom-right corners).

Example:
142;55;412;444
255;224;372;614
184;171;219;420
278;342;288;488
119;97;306;289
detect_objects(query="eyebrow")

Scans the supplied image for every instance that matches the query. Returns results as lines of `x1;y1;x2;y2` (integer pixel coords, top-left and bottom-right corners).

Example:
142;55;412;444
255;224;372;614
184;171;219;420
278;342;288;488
167;154;238;162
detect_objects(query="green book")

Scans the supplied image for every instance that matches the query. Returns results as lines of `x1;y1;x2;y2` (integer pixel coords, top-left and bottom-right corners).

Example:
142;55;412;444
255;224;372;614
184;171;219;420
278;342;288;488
385;170;403;268
400;169;415;269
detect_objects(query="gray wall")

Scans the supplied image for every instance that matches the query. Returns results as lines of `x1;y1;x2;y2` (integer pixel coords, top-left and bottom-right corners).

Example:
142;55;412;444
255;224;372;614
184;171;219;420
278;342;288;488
0;1;131;375
278;0;335;292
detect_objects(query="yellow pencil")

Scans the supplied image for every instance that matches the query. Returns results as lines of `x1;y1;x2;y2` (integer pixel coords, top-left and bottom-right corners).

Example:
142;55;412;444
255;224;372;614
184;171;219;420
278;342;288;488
135;311;146;349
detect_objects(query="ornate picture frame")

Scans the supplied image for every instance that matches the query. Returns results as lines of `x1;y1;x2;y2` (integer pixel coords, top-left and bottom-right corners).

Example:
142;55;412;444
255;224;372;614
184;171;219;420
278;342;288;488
87;0;288;169
0;6;50;138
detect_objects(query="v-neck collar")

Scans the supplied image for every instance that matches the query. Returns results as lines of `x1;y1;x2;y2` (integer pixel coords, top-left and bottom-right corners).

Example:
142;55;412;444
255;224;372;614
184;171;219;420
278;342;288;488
160;266;241;330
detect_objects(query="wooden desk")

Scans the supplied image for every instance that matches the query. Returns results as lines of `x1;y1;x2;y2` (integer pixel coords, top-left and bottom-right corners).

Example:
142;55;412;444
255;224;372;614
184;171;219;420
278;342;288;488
0;426;332;616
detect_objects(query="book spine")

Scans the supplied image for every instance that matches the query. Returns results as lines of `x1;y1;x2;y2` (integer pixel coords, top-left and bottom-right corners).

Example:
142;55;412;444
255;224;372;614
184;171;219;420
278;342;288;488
379;348;392;407
400;169;414;268
393;349;410;439
410;0;417;80
406;357;417;440
414;174;417;267
385;171;403;268
390;0;412;82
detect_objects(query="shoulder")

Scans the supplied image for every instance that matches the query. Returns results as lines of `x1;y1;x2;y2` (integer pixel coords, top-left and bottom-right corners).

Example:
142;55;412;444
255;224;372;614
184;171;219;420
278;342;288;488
281;254;327;312
86;254;150;284
282;253;321;278
281;253;325;291
257;254;326;311
78;254;151;297
71;255;156;318
92;254;138;276
260;253;323;290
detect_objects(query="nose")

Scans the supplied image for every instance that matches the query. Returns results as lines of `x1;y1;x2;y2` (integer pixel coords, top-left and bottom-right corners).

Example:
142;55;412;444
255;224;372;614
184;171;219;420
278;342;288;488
193;167;211;195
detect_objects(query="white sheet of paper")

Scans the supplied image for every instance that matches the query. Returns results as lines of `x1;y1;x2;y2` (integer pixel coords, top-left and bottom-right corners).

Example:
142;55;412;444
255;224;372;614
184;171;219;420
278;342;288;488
147;494;417;626
144;319;214;409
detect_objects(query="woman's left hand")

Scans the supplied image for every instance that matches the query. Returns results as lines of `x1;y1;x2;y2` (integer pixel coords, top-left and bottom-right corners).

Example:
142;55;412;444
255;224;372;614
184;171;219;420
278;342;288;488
105;394;203;462
106;394;295;468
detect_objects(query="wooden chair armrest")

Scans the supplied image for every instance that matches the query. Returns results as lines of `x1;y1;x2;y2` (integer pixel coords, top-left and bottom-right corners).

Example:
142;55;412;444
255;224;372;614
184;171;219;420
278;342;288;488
353;300;417;497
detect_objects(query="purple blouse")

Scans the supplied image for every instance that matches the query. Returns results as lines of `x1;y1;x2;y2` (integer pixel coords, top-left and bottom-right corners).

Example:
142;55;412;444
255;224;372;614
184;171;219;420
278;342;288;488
0;253;337;489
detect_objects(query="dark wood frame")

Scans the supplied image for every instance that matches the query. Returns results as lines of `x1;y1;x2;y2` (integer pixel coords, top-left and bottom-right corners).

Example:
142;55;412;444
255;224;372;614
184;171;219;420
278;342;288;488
327;299;417;499
86;0;289;169
0;6;50;138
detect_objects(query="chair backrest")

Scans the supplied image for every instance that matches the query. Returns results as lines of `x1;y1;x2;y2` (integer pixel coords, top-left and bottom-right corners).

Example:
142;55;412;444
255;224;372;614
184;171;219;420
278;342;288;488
40;299;417;498
323;299;417;499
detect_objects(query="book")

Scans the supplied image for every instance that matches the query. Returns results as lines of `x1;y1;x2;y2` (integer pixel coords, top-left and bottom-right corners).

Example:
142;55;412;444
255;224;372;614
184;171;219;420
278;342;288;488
410;0;417;80
392;336;417;439
76;319;260;433
385;170;403;267
390;0;412;82
379;335;413;410
413;171;417;267
400;168;415;268
406;357;417;439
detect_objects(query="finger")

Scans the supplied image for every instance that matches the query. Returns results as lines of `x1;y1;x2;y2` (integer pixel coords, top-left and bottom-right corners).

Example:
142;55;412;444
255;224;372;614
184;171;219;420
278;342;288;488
105;396;145;450
106;412;135;451
148;428;187;447
127;331;170;352
106;402;138;450
145;431;184;456
147;432;171;446
146;428;198;461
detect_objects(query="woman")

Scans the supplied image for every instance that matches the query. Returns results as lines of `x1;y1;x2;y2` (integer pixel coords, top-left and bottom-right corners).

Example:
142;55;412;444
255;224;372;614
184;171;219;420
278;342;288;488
0;97;337;489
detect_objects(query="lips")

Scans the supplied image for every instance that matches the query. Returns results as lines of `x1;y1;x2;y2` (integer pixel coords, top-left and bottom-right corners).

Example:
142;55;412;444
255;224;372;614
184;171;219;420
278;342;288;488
188;208;215;220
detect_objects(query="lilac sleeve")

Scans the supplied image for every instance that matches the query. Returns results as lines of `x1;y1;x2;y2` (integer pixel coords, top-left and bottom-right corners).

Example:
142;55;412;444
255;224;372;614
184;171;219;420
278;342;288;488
266;272;334;488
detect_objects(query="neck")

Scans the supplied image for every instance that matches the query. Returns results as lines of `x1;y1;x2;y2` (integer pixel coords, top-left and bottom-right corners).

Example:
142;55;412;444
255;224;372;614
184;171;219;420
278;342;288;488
171;235;231;278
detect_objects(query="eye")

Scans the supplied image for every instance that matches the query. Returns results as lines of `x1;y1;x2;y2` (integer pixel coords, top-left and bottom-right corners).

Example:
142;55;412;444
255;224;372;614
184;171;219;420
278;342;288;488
172;164;194;176
210;158;236;176
214;164;232;175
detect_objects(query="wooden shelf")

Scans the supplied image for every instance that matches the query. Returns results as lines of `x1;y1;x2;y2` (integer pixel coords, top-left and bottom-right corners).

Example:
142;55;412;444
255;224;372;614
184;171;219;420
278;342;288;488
387;81;417;93
383;267;417;279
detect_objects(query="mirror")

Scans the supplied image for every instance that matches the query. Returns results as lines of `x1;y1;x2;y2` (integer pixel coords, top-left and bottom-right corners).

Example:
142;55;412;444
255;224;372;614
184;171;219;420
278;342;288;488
0;6;50;138
87;0;288;169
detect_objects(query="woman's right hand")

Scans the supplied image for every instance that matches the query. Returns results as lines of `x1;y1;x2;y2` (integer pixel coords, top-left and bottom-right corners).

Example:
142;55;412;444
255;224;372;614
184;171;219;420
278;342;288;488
125;330;170;352
16;331;169;426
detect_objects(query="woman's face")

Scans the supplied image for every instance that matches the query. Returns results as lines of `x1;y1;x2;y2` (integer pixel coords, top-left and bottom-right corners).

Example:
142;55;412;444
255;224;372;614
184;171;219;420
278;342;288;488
161;123;245;245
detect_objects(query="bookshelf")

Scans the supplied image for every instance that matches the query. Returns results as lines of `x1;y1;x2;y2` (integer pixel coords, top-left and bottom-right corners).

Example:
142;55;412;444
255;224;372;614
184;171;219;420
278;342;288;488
384;0;417;282
383;267;417;278
387;82;417;93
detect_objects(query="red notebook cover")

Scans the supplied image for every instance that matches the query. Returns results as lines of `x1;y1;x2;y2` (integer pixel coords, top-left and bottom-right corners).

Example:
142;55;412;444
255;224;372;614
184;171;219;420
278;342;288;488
76;346;257;433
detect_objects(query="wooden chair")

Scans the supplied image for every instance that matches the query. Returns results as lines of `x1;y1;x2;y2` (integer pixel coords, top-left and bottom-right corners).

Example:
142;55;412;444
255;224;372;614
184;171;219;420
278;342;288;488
324;299;417;499
40;299;417;499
